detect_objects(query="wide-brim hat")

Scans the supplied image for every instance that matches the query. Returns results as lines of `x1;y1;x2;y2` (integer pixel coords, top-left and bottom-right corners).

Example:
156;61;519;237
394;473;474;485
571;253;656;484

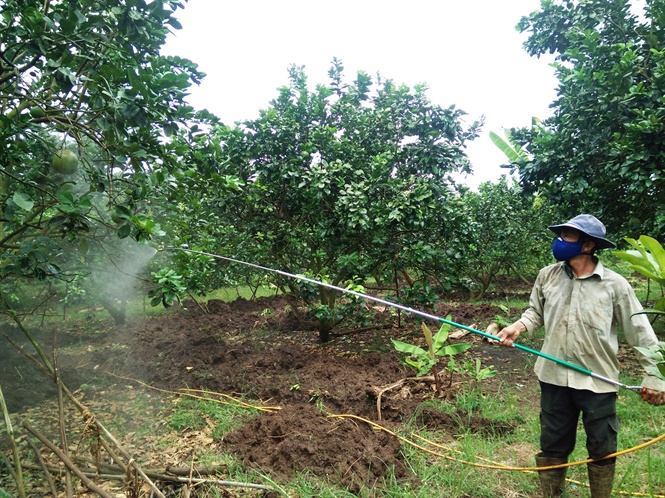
548;214;616;249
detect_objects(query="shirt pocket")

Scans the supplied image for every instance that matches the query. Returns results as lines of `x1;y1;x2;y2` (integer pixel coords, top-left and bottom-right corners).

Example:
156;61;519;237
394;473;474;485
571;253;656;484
579;294;613;341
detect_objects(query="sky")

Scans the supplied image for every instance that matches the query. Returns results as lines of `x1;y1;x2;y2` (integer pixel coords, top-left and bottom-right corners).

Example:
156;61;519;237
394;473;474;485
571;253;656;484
161;0;560;189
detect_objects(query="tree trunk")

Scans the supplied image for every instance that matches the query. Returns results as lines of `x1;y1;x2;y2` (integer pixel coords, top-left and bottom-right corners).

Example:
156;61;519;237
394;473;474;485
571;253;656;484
316;287;337;342
96;297;126;326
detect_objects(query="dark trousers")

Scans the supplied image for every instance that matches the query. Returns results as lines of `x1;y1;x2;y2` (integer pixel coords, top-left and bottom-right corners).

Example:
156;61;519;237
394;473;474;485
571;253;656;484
539;381;619;465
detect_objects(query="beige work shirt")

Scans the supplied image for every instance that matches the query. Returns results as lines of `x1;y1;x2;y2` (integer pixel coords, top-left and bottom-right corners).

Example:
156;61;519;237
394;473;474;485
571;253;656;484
519;259;665;393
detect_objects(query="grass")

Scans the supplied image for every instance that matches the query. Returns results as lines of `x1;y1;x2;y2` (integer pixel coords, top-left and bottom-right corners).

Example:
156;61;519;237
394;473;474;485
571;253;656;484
200;285;281;302
168;394;260;440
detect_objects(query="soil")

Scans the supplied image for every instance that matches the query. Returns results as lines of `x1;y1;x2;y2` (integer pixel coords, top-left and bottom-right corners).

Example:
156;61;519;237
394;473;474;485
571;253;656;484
0;290;574;496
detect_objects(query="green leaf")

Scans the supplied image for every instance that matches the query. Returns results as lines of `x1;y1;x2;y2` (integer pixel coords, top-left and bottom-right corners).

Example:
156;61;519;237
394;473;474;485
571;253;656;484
437;343;472;357
421;323;434;358
12;192;34;211
490;131;523;162
634;346;664;362
614;249;662;282
417;359;437;377
57;204;78;214
654;297;665;312
56;191;75;204
431;322;450;353
117;223;131;239
638;235;665;275
166;17;182;30
646;365;665;381
391;339;427;358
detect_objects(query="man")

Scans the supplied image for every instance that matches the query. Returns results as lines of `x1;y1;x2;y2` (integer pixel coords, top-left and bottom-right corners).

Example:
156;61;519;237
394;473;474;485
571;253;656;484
497;214;665;498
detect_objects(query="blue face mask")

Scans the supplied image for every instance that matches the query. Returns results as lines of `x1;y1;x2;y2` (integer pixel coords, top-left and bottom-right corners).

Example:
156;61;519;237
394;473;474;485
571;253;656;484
552;237;586;261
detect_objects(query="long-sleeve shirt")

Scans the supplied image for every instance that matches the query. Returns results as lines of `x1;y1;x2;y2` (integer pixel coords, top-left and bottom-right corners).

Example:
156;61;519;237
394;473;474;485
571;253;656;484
519;259;665;393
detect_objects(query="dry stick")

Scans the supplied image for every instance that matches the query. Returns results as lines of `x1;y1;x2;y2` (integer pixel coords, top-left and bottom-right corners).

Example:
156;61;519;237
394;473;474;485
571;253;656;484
55;365;73;498
22;464;131;481
125;458;140;498
0;453;19;487
21;463;278;491
21;420;115;498
74;457;228;478
59;383;167;498
0;386;26;498
26;437;58;498
375;374;462;420
375;379;407;421
97;434;129;474
375;375;438;421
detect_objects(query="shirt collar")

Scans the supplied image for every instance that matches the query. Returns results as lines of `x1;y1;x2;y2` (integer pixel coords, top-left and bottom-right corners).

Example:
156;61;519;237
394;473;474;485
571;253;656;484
563;257;603;279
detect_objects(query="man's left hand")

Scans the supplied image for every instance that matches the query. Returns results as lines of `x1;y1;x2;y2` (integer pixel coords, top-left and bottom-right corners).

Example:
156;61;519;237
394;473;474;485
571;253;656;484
641;388;665;406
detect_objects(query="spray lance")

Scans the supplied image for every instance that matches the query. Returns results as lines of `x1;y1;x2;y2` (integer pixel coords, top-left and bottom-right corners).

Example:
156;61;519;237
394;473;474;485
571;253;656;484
163;247;645;395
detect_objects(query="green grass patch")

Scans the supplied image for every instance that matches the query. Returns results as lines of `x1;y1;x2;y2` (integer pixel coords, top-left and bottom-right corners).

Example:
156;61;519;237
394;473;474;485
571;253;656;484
168;394;260;440
199;285;281;302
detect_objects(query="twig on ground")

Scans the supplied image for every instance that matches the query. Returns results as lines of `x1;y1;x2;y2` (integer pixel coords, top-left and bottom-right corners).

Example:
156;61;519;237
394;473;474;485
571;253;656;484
22;420;115;498
73;457;229;477
56;364;74;498
21;462;278;492
374;374;460;420
59;382;168;498
0;385;26;498
26;437;58;497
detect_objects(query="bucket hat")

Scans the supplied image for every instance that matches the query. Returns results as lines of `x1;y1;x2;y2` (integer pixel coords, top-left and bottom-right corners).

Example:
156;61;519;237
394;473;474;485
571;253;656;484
548;214;616;249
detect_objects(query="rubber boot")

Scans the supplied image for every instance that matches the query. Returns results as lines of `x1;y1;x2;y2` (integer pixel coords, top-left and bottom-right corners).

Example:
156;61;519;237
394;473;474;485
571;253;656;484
587;462;615;498
535;453;568;497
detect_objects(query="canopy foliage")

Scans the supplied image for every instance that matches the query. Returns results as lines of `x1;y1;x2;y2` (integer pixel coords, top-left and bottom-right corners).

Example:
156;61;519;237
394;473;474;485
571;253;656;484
507;0;665;238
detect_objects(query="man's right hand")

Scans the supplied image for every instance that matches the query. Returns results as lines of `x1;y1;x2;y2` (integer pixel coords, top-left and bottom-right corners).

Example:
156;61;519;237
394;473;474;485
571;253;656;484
497;321;526;347
642;388;665;406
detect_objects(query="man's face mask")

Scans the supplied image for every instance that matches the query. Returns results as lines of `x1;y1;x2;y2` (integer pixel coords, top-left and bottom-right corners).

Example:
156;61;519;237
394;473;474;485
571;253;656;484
552;237;586;261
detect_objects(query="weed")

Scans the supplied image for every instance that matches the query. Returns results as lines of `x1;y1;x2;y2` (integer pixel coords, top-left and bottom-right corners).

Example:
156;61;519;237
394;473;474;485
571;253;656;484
307;390;328;412
461;358;497;389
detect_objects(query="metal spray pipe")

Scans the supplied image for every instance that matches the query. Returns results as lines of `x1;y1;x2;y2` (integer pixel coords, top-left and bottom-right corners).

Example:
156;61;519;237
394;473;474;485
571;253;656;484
162;247;644;394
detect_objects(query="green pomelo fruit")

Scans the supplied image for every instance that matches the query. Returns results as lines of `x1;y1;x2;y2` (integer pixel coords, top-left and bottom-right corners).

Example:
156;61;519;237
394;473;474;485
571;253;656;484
29;106;46;118
52;149;78;175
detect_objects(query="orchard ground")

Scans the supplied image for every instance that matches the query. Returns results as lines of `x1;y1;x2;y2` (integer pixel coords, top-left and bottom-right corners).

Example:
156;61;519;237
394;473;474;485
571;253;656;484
0;286;657;496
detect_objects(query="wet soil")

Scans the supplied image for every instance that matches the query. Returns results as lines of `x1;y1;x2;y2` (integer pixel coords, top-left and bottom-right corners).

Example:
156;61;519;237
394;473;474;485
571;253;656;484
0;291;546;495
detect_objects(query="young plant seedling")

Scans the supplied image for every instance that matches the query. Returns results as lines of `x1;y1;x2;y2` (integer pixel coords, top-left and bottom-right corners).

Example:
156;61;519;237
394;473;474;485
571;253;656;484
392;319;471;396
463;358;498;390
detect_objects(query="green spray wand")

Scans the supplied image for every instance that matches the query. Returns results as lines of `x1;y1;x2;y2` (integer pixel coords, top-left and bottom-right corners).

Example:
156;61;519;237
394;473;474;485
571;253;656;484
165;248;645;395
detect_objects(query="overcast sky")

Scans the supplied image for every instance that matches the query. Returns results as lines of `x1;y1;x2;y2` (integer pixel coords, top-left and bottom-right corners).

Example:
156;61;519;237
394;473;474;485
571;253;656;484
162;0;560;188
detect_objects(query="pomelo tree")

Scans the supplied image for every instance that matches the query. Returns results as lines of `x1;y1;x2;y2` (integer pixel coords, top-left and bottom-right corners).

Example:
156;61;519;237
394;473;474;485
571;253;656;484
0;0;212;323
444;177;558;299
505;0;665;237
162;60;481;341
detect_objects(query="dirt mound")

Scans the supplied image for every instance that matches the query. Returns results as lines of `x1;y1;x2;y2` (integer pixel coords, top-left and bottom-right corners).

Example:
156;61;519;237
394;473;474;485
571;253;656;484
222;404;412;493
